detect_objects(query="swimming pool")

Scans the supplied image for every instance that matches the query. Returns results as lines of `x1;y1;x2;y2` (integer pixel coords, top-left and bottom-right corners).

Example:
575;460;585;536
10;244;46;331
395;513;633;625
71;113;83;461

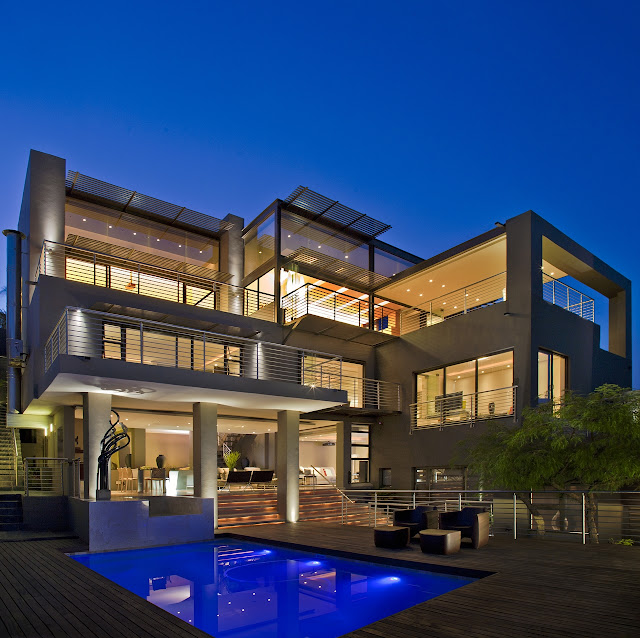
72;538;477;638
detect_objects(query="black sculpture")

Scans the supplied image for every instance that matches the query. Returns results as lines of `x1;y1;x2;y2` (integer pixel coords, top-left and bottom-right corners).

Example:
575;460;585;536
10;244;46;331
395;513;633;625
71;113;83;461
96;409;131;500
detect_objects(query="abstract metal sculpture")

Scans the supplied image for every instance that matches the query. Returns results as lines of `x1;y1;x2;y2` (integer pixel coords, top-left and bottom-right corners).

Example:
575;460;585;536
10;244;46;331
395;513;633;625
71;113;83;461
96;409;130;500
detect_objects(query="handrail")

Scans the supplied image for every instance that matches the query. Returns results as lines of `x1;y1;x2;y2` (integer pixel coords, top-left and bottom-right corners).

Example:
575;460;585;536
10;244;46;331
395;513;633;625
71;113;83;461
410;385;517;431
542;273;595;322
24;457;80;497
308;466;357;503
36;240;276;322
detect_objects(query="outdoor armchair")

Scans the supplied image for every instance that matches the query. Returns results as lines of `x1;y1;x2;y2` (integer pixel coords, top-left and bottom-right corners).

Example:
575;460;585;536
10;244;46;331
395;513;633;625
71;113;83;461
393;506;439;538
438;507;490;549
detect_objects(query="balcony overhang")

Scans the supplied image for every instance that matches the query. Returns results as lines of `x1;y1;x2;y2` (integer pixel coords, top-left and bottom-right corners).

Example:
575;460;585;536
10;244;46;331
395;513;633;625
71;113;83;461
286;314;397;345
303;405;401;418
40;356;349;413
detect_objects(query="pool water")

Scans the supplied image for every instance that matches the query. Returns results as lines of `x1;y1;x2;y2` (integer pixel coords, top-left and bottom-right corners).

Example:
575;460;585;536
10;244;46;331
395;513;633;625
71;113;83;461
72;538;476;638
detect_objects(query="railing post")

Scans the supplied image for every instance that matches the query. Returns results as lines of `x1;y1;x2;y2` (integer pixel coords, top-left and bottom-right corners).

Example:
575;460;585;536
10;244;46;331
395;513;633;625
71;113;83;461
513;493;517;539
464;286;467;313
137;264;141;294
429;301;433;326
24;459;29;496
140;322;144;364
374;491;378;528
341;494;344;524
581;493;586;545
413;491;416;509
458;492;462;510
64;309;69;355
93;252;96;286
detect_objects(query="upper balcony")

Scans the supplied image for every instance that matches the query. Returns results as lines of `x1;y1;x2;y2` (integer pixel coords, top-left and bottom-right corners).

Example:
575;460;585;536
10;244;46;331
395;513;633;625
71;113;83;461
542;272;595;322
42;308;400;413
37;240;276;322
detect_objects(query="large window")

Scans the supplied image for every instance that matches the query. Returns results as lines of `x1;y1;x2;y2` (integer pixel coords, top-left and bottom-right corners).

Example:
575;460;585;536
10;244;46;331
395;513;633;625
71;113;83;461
538;350;567;406
351;425;370;484
373;247;416;277
244;214;276;276
302;355;364;407
416;351;514;425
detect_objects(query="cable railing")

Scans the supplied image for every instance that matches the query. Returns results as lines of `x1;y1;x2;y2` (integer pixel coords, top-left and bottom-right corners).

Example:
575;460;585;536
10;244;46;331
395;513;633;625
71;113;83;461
36;240;276;322
24;457;80;496
542;273;595;322
399;272;506;335
338;489;640;545
410;385;517;431
281;283;398;334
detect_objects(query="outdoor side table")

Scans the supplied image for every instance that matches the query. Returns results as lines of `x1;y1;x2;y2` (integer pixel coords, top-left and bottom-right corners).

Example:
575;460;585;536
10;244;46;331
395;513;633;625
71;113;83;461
374;526;410;549
419;529;461;555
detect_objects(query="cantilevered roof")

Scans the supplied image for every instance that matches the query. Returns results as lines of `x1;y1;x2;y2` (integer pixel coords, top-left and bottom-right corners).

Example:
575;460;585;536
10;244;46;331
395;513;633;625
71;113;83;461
283;247;391;290
284;186;391;239
66;171;234;236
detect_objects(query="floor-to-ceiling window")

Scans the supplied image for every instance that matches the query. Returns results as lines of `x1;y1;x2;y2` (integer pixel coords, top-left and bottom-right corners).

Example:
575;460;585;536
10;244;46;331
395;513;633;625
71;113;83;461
537;350;567;406
351;425;370;483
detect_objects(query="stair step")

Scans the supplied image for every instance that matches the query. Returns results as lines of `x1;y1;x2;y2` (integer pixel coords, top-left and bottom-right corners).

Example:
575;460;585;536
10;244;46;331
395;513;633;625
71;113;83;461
0;523;23;531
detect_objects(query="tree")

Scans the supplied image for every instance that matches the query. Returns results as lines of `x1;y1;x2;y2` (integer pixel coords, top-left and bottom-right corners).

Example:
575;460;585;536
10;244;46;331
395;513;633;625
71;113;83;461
462;384;640;543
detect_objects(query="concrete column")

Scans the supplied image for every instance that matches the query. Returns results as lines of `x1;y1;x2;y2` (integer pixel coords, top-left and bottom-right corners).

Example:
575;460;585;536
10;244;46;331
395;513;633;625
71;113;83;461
55;406;76;494
193;403;218;527
83;393;112;499
129;428;146;468
336;420;352;489
276;410;300;523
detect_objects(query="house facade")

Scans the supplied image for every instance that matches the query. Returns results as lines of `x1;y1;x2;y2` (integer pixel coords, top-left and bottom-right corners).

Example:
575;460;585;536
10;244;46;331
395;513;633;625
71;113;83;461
3;150;632;525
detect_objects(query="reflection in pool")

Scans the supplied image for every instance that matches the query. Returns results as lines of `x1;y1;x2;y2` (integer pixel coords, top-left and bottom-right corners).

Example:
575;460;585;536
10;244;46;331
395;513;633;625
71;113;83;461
72;538;476;638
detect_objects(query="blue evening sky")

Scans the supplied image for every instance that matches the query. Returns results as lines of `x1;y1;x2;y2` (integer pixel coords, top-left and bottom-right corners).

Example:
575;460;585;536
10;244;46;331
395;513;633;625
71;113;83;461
1;1;638;386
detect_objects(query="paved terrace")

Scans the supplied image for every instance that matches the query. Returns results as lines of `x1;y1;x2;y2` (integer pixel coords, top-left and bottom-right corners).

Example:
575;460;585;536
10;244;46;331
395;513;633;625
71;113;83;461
0;523;638;637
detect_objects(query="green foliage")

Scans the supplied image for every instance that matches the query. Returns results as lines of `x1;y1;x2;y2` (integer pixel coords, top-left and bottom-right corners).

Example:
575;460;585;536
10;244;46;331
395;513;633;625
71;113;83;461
464;385;640;492
609;538;635;546
223;450;241;471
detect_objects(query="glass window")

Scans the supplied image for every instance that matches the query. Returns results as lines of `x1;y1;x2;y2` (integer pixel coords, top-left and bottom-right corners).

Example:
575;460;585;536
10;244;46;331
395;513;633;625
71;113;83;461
374;248;416;277
538;350;567;406
477;351;514;417
351;425;370;484
244;214;275;276
414;467;467;491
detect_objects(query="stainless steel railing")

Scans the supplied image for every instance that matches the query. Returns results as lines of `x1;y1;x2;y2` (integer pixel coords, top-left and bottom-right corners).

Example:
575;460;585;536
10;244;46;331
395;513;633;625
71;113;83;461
281;283;398;335
338;488;640;545
399;272;507;335
542;273;595;322
24;457;81;497
36;240;276;322
410;385;516;431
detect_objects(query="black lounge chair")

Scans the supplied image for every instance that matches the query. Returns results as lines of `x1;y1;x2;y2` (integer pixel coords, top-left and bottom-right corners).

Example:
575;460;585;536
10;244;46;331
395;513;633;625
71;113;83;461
393;506;439;538
249;470;275;489
439;507;490;549
222;470;252;490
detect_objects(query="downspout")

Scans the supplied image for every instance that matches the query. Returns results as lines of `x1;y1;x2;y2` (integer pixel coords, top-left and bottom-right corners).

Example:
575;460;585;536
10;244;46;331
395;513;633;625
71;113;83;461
3;229;25;414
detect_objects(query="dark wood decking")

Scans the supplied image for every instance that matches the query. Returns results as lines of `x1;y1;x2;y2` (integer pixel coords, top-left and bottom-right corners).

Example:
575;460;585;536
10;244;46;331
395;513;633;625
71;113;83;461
0;524;639;637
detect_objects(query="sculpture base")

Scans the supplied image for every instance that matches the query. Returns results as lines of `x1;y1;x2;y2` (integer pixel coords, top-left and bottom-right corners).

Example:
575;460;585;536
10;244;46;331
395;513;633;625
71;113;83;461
96;489;111;501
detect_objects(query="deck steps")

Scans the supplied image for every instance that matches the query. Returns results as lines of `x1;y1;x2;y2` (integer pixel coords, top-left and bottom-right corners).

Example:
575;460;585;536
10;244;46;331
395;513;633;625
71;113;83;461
217;487;374;527
0;420;23;491
0;494;23;531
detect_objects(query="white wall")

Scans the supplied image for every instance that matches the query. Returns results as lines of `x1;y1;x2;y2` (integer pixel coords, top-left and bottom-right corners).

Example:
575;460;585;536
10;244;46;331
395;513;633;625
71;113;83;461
145;432;191;468
299;441;336;468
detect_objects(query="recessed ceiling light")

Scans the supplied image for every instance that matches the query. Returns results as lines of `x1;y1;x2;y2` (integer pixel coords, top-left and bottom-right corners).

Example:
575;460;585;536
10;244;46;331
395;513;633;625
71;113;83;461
550;272;555;276
454;306;457;309
476;298;479;301
441;284;445;288
157;238;160;242
82;218;86;221
133;232;137;235
108;225;112;229
406;289;410;292
443;302;446;305
318;245;322;248
481;370;485;373
419;293;423;297
457;375;460;379
288;234;291;237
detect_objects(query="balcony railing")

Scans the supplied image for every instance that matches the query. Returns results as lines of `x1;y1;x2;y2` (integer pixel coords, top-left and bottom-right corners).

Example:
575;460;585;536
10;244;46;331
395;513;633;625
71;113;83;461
542;273;595;322
410;385;517;431
44;308;399;409
399;272;506;335
281;283;398;334
37;240;275;322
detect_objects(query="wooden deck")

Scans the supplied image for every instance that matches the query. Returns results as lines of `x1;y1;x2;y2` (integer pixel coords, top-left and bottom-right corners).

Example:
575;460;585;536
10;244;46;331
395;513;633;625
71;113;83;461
0;523;639;637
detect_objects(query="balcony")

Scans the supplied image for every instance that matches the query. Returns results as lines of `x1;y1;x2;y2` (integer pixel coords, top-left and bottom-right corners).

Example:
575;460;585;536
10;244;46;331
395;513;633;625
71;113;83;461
43;308;398;411
281;283;399;341
410;385;517;432
542;273;595;322
37;240;275;322
399;272;506;335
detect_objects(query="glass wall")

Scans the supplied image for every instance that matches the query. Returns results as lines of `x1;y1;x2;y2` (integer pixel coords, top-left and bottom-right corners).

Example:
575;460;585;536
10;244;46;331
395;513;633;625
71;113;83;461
415;351;514;425
351;425;370;483
65;202;219;270
538;350;567;405
244;214;276;276
281;211;369;268
373;247;416;277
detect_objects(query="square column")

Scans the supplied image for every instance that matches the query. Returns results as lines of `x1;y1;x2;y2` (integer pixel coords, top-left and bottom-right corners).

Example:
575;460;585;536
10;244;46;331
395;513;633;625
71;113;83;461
55;406;76;495
277;410;300;523
336;420;352;489
193;403;218;527
83;393;112;499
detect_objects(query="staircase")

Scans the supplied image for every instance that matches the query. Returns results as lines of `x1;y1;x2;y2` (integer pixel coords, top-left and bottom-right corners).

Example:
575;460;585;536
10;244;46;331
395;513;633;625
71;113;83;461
0;418;22;491
0;494;23;531
217;487;377;528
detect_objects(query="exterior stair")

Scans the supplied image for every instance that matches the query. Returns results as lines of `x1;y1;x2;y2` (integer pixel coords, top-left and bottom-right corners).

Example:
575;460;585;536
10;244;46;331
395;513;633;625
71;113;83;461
0;494;23;531
217;487;379;528
0;417;23;491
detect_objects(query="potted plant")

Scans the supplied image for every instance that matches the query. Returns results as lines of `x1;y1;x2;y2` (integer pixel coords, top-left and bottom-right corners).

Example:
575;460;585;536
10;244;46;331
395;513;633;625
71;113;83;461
224;450;241;472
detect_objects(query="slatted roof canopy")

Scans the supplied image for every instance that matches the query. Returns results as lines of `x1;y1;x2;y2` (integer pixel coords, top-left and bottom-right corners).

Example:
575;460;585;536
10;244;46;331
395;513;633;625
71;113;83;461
66;171;234;236
65;234;234;283
284;247;391;290
284;186;391;240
